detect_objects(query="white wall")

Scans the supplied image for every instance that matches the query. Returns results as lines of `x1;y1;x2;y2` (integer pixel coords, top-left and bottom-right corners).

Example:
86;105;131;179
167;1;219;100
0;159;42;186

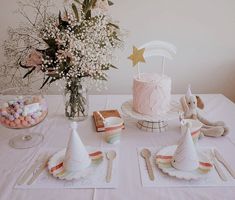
1;0;235;101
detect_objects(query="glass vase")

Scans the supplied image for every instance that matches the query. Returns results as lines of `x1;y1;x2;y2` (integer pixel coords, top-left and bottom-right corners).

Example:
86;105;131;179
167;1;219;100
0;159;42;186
64;79;89;121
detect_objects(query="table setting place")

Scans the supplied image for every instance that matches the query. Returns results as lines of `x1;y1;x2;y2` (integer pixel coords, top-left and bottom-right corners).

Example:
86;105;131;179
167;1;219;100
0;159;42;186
14;122;119;189
1;1;235;199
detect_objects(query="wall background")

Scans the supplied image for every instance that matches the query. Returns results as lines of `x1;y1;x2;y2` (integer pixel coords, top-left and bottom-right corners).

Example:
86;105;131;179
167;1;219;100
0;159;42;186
1;0;235;101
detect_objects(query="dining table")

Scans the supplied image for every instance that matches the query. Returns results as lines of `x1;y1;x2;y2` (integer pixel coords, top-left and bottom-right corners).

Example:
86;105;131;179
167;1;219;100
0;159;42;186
0;94;235;200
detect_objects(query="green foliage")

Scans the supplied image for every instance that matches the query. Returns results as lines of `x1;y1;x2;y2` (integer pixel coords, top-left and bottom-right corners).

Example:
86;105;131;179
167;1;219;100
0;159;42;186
40;76;51;89
72;3;79;21
23;67;36;78
58;11;70;30
108;1;114;6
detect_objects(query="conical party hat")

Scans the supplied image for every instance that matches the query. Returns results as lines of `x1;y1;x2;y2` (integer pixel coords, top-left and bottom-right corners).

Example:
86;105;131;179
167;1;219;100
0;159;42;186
63;122;91;172
186;84;192;99
171;122;199;171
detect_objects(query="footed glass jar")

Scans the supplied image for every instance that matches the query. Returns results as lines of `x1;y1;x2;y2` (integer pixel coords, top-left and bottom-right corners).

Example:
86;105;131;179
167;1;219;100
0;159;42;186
0;87;48;129
64;79;88;121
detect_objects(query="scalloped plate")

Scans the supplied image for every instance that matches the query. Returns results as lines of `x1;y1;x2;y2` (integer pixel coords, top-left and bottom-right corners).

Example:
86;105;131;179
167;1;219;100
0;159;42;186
156;145;213;180
48;148;103;180
121;99;182;122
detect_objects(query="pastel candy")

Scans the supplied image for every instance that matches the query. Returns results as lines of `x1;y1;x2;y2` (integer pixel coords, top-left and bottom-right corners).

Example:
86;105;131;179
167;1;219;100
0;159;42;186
19;103;24;108
33;112;41;119
37;95;43;101
1;111;8;116
25;116;32;122
39;99;46;104
8;115;15;121
14;118;21;125
32;96;40;103
1;95;47;128
14;104;20;110
21;120;28;127
19;116;24;121
1;107;7;112
22;111;27;117
8;100;15;106
9;122;16;127
10;110;15;115
17;108;23;114
14;113;20;119
24;99;31;105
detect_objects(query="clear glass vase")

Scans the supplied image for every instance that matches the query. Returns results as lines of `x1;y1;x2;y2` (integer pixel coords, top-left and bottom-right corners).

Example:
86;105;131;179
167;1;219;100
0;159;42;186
64;79;89;121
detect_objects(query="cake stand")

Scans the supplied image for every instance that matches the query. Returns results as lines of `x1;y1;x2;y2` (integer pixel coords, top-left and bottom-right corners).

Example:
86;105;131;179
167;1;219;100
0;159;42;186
121;100;182;133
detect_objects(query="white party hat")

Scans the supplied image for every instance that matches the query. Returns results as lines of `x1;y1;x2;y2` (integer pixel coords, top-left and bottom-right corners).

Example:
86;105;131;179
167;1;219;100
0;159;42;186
186;84;192;99
171;122;199;171
63;122;91;172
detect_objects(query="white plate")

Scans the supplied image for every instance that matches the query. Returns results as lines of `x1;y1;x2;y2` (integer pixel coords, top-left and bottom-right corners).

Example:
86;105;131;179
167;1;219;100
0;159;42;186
121;99;182;122
48;148;103;180
156;145;213;180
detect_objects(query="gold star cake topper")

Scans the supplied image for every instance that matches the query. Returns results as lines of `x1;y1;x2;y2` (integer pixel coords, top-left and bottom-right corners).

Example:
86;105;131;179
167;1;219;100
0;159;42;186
128;46;146;66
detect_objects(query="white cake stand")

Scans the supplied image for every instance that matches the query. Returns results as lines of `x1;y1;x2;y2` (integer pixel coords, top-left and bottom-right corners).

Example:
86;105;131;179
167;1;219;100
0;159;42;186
121;100;182;132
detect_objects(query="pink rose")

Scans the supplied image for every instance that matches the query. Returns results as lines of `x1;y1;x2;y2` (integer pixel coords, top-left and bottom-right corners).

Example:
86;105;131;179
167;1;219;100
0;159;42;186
25;50;43;70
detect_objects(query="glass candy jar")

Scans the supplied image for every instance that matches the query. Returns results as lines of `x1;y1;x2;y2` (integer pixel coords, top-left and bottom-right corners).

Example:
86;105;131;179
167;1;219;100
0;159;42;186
0;87;48;129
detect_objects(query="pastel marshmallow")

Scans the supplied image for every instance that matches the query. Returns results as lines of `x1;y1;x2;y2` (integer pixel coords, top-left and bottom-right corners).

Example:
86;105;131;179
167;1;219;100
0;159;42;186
9;122;16;127
21;120;28;127
8;115;15;121
14;113;20;119
14;118;21;125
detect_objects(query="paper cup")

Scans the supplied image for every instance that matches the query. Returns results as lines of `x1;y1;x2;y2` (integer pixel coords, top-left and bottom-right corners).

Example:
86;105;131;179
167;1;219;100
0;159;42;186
181;119;203;143
104;117;124;144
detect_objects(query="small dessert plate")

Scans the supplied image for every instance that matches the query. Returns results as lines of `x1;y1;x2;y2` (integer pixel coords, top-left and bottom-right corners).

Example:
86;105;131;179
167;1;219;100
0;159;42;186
156;145;213;180
48;148;103;180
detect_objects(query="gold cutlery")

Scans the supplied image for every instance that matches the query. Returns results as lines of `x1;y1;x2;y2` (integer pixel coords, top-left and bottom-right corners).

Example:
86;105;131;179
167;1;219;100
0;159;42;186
211;150;227;181
27;154;49;185
214;149;235;179
141;148;155;181
106;150;116;183
17;153;46;185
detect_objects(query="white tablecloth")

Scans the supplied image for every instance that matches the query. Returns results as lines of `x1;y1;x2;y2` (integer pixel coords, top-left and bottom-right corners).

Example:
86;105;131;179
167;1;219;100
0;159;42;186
1;94;235;200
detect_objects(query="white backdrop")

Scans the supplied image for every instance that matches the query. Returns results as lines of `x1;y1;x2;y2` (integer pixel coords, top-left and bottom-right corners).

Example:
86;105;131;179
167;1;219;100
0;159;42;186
1;0;235;101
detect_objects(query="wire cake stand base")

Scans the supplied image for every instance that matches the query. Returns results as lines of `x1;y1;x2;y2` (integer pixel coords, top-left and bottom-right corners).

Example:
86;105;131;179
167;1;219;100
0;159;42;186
137;120;168;133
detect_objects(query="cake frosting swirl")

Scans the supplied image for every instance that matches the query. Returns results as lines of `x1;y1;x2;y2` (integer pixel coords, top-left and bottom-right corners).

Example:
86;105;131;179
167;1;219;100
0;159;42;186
133;73;171;116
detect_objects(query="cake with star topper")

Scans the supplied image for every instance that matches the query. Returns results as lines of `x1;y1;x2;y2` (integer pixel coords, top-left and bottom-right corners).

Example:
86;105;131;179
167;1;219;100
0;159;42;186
128;41;176;116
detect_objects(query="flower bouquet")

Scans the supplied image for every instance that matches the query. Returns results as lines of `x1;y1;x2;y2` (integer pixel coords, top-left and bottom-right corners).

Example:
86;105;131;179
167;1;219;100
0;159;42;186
2;0;124;121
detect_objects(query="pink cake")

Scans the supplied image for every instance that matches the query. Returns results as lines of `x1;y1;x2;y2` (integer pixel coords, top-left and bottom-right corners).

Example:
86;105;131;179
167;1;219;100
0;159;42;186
133;73;171;116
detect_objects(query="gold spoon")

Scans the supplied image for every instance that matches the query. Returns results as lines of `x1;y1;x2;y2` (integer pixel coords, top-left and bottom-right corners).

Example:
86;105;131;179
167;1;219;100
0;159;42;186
141;148;155;181
106;150;116;183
